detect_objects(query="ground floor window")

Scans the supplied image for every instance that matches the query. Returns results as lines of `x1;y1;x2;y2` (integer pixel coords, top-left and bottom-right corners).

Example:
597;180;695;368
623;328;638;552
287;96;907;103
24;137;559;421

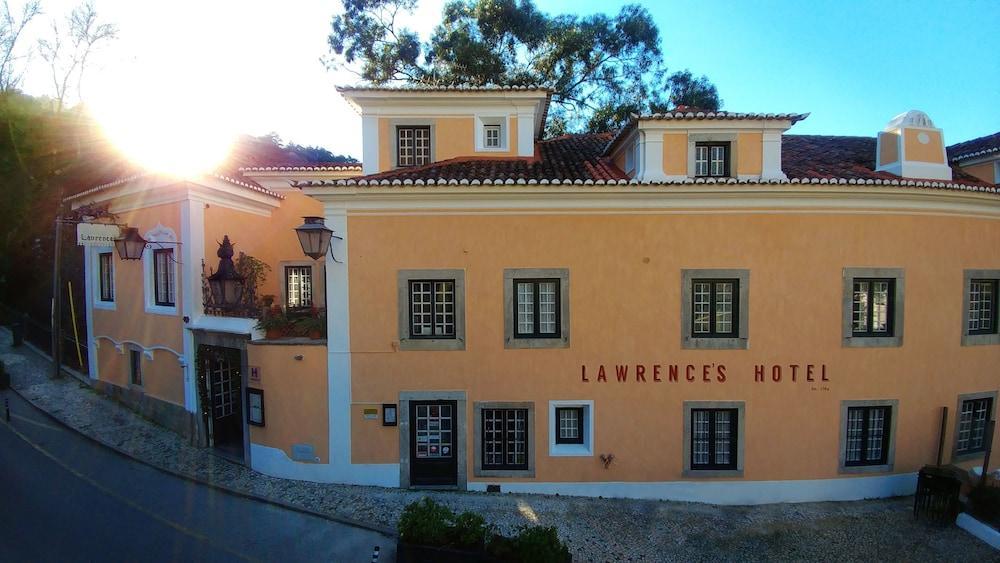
957;397;993;455
844;406;891;466
129;348;142;386
690;408;738;470
556;406;584;444
482;408;528;471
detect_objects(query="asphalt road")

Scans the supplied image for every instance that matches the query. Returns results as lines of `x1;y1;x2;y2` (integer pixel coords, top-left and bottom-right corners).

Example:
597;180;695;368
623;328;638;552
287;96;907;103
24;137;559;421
0;389;394;562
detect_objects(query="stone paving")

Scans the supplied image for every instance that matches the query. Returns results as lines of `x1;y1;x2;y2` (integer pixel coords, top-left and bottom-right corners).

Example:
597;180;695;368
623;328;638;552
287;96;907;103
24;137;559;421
0;329;994;562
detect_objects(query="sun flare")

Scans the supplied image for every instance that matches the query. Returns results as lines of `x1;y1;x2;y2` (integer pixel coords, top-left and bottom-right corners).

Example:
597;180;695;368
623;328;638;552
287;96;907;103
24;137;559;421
89;69;238;178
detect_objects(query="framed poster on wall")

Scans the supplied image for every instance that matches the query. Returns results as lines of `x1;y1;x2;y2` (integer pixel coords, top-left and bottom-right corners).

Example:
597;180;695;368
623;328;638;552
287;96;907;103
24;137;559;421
247;388;265;426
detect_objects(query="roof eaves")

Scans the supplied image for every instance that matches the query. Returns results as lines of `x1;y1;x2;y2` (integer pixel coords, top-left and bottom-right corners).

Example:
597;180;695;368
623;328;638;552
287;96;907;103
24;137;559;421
949;146;999;163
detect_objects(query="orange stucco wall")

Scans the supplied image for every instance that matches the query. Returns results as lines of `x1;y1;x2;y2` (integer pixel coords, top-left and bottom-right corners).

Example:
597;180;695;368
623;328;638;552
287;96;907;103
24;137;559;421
736;132;763;176
345;210;1000;484
352;404;399;463
247;343;329;463
879;132;899;166
960;161;997;184
93;201;185;406
377;116;520;173
203;190;323;301
904;128;945;163
662;133;687;176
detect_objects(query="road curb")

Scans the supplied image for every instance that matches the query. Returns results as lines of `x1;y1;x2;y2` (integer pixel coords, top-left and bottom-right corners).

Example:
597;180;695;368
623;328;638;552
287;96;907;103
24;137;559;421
4;383;397;539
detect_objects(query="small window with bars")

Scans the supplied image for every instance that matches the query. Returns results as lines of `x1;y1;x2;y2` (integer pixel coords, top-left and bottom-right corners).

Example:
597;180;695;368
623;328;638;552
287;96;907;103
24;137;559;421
690;408;738;470
555;407;584;445
968;279;998;335
129;349;143;386
844;406;891;466
285;266;313;309
409;279;456;339
695;142;730;177
482;408;528;470
692;279;738;338
153;248;175;307
852;278;894;337
484;124;502;148
99;252;114;302
514;279;560;338
397;126;431;167
956;397;993;455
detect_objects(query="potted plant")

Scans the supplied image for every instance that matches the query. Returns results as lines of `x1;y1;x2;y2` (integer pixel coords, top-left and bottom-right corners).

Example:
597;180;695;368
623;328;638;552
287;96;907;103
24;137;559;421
260;294;276;308
256;305;290;339
294;314;326;339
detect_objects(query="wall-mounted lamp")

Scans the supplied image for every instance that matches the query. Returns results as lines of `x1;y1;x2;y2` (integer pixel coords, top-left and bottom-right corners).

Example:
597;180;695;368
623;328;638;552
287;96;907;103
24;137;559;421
114;227;148;261
294;216;343;262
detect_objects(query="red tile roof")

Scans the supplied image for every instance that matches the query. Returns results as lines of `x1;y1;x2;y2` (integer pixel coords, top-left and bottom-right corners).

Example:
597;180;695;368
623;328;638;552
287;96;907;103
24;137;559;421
947;132;1000;163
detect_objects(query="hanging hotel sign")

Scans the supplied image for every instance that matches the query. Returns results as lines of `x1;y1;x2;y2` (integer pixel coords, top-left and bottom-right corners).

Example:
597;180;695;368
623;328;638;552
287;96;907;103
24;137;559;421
580;363;829;384
76;223;121;246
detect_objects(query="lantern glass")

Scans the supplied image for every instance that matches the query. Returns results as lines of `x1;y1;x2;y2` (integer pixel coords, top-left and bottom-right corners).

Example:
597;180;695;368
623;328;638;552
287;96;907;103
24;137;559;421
209;277;244;307
294;216;333;260
114;227;147;260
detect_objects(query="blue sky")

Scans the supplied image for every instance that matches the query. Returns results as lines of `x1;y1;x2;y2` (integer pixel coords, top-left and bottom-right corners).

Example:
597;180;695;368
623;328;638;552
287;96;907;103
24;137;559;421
18;0;1000;160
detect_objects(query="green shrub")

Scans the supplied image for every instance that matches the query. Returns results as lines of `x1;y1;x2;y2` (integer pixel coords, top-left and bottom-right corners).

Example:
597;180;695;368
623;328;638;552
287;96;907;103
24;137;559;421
451;511;488;549
968;483;1000;528
398;498;455;547
511;525;571;563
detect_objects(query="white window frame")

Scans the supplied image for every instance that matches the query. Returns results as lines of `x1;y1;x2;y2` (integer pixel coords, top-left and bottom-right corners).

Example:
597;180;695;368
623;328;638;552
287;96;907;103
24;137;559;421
91;245;116;311
548;400;594;457
475;115;509;152
143;224;179;316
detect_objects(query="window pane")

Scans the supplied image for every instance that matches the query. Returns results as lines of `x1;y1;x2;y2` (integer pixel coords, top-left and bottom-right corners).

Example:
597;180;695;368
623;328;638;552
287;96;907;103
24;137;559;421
692;410;709;465
693;282;711;334
398;128;413;166
852;281;869;333
483;409;503;466
485;125;501;148
538;281;557;334
506;409;527;466
414;127;430;165
410;281;432;336
872;281;889;333
957;400;974;452
970;280;995;332
517;282;534;334
154;249;174;306
714;410;732;465
710;146;725;176
286;266;313;308
695;146;708;176
846;408;864;463
866;408;886;462
715;282;733;334
433;281;455;337
99;253;114;301
558;408;579;440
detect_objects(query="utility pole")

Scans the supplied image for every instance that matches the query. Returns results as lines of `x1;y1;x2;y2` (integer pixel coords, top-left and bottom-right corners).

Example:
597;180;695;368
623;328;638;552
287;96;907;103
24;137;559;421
51;215;63;379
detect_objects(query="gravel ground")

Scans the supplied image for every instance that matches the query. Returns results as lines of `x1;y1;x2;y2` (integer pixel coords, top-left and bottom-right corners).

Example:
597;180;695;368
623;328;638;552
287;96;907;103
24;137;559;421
1;329;996;562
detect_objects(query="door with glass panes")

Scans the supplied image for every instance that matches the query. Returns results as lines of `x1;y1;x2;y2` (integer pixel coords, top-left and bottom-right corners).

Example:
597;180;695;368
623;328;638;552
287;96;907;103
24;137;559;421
409;401;458;486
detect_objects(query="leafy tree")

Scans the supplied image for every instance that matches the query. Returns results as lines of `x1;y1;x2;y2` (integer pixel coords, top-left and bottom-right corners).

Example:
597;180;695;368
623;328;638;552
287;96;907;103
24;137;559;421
329;0;721;134
657;69;721;111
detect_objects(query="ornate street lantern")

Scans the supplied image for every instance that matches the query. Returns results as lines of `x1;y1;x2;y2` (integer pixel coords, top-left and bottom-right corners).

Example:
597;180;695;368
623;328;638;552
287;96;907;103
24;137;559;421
294;216;335;260
207;235;245;308
114;227;147;261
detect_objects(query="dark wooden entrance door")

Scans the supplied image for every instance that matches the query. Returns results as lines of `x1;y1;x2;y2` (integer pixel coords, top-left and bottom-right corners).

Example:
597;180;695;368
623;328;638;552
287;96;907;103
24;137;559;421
199;345;244;461
410;401;458;487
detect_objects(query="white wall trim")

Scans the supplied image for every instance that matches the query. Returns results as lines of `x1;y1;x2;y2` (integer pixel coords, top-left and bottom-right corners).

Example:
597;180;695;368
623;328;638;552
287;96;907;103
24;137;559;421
249;443;400;486
467;473;917;505
93;335;186;366
956;512;1000;550
89;245;116;311
142;224;179;316
548;400;595;457
83;246;99;379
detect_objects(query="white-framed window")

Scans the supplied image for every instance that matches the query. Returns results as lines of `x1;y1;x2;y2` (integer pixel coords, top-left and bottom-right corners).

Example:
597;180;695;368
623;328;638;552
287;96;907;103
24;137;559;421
548;400;594;456
476;116;507;151
143;224;179;316
90;246;115;310
285;265;313;309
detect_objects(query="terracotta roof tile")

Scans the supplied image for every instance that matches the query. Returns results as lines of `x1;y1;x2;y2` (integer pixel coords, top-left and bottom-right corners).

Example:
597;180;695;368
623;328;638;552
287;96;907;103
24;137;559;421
947;132;1000;162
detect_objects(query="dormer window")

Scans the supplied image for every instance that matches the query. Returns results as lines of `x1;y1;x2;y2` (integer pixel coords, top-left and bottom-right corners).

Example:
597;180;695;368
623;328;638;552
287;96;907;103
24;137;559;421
397;126;431;167
695;142;730;177
484;125;501;148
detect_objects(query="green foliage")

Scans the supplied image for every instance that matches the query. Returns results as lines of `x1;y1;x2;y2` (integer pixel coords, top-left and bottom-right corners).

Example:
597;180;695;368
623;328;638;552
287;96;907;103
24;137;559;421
968;483;1000;528
451;511;488;549
658;69;722;111
255;305;292;332
398;497;458;547
235;252;271;301
328;0;722;134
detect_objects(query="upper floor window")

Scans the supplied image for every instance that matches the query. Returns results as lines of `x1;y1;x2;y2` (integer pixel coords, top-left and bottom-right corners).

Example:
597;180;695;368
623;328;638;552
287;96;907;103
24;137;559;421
504;268;570;349
515;279;560;339
692;279;738;338
695;142;730;177
153;248;175;307
409;279;456;339
968;279;997;335
484;124;501;148
285;265;313;310
397;126;431;167
852;278;895;337
98;251;114;302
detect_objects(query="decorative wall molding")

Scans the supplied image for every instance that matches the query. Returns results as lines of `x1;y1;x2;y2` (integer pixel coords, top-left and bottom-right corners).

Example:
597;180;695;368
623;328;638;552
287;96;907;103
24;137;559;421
93;335;186;367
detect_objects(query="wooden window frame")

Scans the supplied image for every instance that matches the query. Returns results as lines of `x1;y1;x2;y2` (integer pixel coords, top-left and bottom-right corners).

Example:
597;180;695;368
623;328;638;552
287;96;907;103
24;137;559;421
844;405;892;467
513;278;562;339
98;251;114;302
851;278;895;337
284;265;314;311
689;408;739;471
691;279;739;338
481;407;529;472
484;124;502;148
152;248;175;307
694;142;731;178
408;279;457;340
968;279;998;336
396;125;431;167
956;397;994;456
554;406;584;445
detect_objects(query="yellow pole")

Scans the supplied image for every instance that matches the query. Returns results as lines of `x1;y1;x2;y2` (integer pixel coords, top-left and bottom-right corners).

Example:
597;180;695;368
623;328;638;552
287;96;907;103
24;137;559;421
67;281;83;368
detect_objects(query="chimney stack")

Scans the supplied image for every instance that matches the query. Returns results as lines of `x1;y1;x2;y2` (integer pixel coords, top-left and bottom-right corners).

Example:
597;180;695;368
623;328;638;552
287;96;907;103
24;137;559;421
875;110;952;181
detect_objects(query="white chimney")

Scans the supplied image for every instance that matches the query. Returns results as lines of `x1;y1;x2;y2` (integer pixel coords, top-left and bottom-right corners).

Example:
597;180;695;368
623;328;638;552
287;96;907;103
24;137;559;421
875;110;952;181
